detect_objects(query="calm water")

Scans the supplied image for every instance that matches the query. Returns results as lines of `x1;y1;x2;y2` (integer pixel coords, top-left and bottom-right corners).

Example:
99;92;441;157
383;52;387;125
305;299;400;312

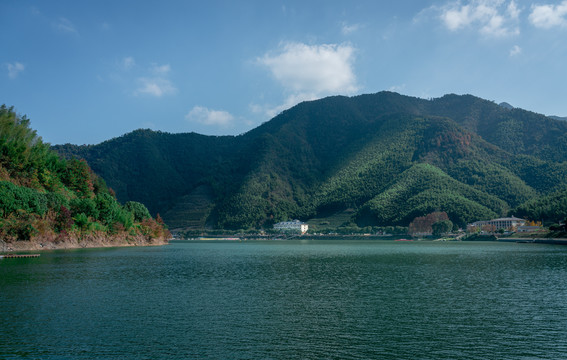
2;240;567;359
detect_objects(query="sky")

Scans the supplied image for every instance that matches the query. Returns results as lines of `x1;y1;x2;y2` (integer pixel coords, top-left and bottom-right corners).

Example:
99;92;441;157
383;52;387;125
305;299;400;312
1;0;567;145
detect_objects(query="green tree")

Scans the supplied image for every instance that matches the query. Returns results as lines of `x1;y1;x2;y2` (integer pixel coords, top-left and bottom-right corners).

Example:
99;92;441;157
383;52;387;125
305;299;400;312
124;201;151;222
432;219;453;236
70;197;99;219
62;159;94;198
95;193;122;225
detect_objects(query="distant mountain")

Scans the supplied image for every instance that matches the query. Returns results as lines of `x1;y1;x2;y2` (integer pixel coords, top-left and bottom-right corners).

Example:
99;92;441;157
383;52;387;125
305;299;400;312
53;92;567;231
499;102;514;109
549;115;567;121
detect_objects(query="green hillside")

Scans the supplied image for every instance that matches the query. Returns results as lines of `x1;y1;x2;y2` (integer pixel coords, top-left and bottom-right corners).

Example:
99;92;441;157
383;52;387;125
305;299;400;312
53;92;567;231
0;105;169;247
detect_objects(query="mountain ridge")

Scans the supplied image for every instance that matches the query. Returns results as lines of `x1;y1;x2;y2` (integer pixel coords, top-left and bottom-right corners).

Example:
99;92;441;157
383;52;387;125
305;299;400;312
53;92;567;231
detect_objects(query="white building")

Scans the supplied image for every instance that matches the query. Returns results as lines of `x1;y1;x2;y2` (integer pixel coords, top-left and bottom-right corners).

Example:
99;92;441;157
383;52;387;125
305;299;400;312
274;220;308;234
469;216;526;232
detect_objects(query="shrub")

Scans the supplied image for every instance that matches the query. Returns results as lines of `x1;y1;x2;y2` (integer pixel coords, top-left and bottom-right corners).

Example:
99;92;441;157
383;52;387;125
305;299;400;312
70;197;99;219
124;201;151;222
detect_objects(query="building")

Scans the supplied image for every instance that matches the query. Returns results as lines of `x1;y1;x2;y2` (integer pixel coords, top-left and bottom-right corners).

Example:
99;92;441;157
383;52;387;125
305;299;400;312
468;216;526;232
274;220;308;234
516;226;542;233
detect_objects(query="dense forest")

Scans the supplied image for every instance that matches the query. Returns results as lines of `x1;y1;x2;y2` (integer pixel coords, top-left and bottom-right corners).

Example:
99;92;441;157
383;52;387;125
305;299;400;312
53;92;567;232
0;105;169;248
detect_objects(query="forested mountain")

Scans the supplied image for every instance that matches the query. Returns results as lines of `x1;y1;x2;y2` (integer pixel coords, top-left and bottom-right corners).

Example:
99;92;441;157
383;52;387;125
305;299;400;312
0;105;169;247
53;92;567;231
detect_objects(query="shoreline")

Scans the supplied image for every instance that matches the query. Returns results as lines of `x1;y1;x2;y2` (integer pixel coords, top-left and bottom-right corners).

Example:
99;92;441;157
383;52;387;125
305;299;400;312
1;236;170;253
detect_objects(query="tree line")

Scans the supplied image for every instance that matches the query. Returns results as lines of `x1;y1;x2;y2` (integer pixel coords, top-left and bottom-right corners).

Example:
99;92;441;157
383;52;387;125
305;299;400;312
0;105;169;244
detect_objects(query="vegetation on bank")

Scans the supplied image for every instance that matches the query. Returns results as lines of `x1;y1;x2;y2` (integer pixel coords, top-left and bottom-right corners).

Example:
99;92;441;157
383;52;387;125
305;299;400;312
0;105;169;247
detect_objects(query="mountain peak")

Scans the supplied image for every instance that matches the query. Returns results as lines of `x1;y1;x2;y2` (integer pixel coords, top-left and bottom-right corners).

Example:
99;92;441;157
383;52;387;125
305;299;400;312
499;102;514;109
52;92;567;231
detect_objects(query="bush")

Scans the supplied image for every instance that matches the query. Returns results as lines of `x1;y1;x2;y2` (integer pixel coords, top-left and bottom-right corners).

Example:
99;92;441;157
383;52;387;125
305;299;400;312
95;193;122;225
0;181;48;217
73;212;90;230
55;206;74;233
124;201;151;222
70;197;99;219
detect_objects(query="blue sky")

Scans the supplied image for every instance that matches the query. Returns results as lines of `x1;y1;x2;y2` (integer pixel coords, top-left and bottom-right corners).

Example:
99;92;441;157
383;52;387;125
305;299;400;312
2;0;567;145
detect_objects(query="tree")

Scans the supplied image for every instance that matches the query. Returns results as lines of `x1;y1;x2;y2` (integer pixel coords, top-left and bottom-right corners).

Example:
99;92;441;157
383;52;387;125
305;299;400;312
62;159;94;198
95;193;122;226
124;201;151;222
432;219;453;236
409;211;449;235
70;197;99;219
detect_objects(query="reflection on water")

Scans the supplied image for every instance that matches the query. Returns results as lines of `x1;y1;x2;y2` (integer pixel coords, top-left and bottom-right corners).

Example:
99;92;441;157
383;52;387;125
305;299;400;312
2;240;567;359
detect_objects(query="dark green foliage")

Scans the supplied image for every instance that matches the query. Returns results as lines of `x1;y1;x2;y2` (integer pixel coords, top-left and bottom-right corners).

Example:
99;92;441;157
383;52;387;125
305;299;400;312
70;197;99;219
358;164;504;227
0;105;67;190
52;92;567;230
62;159;94;198
513;187;567;224
463;233;497;241
45;192;69;211
0;181;48;217
95;193;122;226
73;212;90;230
55;206;74;233
432;220;453;236
124;201;151;222
1;105;167;242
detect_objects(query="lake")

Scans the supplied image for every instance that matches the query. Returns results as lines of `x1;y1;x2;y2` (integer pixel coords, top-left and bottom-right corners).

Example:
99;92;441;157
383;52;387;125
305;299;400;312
2;240;567;359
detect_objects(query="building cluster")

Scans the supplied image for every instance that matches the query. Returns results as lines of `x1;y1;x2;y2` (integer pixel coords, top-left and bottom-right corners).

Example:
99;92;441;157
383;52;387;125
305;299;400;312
273;220;308;234
467;216;540;233
272;216;540;236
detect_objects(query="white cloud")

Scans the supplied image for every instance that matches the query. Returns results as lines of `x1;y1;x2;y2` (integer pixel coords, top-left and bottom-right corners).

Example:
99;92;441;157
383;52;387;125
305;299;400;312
135;77;176;97
256;42;358;117
341;22;361;35
439;0;520;37
151;63;171;75
6;62;25;79
259;42;358;95
388;84;407;93
122;57;135;70
509;44;522;56
54;17;79;35
529;1;567;29
130;62;176;97
185;106;235;127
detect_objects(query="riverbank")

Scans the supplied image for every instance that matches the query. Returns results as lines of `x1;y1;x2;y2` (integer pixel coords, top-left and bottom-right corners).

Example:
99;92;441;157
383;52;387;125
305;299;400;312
1;233;169;253
498;238;567;245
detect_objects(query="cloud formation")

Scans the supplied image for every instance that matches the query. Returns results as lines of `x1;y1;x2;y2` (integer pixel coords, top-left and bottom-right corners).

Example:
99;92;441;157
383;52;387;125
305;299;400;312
122;57;135;70
133;62;177;97
509;44;522;56
186;106;235;127
135;78;176;97
53;17;79;35
439;0;520;37
257;42;358;117
6;62;25;79
341;22;361;35
529;1;567;28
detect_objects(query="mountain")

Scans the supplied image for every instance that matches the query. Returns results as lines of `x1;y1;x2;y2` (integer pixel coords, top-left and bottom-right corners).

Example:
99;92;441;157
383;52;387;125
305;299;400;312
0;105;169;248
549;115;567;122
53;92;567;231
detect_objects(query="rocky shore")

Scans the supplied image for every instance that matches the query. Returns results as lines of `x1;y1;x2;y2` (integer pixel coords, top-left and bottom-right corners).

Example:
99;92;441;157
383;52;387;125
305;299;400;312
1;233;169;253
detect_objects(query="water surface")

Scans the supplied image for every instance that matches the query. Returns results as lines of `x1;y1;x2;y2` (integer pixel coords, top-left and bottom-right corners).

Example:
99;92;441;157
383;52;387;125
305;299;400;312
2;240;567;359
